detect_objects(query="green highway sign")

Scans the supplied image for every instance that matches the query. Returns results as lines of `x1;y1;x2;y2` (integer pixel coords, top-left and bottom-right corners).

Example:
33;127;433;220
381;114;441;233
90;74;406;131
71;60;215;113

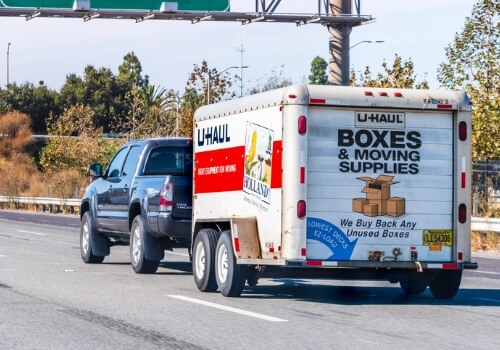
0;1;230;11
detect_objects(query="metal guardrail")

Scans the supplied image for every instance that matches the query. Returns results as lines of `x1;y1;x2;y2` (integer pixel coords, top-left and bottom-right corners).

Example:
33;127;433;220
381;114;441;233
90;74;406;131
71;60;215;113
0;196;80;214
0;195;499;231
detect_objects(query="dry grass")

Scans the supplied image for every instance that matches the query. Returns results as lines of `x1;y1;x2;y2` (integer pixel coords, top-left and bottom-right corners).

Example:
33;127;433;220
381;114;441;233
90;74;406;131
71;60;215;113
472;231;500;252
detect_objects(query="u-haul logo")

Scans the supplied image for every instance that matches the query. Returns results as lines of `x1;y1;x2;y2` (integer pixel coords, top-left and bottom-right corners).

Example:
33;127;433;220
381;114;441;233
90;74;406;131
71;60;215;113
355;111;405;129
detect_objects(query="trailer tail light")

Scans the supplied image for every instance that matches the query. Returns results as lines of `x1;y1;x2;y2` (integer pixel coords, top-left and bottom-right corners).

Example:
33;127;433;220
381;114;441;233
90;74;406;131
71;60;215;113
459;121;467;141
301;248;306;256
298;116;307;135
394;92;403;97
288;94;297;99
297;200;306;219
458;203;467;223
458;252;463;261
159;182;173;212
364;91;373;96
379;92;388;97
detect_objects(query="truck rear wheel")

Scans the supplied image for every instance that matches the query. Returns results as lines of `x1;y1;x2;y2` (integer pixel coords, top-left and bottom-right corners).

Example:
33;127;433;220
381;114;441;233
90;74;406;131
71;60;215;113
80;212;105;264
429;270;462;299
130;216;160;274
215;231;246;297
192;228;218;292
399;277;428;296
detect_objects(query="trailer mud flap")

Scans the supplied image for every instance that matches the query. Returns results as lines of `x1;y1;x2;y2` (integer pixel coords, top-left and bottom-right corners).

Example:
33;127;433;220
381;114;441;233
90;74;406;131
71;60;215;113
230;218;262;259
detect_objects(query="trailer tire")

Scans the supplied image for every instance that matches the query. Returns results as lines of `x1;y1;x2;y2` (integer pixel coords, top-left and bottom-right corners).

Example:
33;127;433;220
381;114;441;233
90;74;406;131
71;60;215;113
215;230;246;297
130;216;160;274
80;212;105;264
429;270;462;299
399;277;428;296
192;228;218;292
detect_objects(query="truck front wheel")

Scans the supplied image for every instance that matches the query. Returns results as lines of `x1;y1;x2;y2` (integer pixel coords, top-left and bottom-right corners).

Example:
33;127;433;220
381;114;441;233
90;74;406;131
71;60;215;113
130;216;160;274
215;231;246;297
429;270;462;299
192;228;218;292
80;212;105;264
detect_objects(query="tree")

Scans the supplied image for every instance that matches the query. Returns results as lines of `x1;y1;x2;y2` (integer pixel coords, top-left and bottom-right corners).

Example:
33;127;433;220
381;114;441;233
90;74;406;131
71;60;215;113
0;82;59;134
309;56;329;85
117;52;147;90
177;60;234;137
0;111;33;158
248;64;293;94
40;104;122;173
350;54;429;89
438;0;499;160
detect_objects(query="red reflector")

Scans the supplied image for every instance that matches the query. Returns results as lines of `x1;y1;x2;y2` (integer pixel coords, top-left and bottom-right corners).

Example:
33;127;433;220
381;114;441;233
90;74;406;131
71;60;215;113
298;116;307;135
279;106;283;111
411;246;416;250
394;92;403;97
459;203;467;223
379;92;388;97
458;252;463;261
289;94;297;99
300;167;305;184
461;172;466;189
443;263;458;269
437;104;453;109
269;247;275;253
307;260;322;266
310;98;326;104
364;91;373;96
301;248;306;256
297;200;306;219
459;121;467;141
234;237;240;252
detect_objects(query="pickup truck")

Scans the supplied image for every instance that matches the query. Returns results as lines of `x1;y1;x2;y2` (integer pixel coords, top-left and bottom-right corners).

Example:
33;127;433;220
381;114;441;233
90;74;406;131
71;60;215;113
79;138;193;274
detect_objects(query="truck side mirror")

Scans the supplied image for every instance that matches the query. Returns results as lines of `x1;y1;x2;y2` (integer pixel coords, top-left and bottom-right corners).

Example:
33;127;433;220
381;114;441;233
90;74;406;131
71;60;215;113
88;164;103;177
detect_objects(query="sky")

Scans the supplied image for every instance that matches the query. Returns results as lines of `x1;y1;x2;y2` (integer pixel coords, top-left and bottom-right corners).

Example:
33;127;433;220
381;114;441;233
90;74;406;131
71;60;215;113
0;0;477;95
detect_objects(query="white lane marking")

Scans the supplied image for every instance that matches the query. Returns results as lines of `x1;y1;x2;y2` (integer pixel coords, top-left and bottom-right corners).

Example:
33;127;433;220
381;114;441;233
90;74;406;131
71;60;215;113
472;297;500;303
17;230;47;236
165;252;190;257
64;270;75;273
168;295;288;322
474;270;500;276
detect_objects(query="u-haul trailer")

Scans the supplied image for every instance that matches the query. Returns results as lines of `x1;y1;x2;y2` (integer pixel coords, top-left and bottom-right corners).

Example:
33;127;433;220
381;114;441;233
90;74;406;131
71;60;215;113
191;85;477;298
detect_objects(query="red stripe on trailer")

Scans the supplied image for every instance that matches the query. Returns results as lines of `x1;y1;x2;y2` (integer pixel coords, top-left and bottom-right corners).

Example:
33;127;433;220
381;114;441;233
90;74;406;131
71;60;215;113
307;260;322;266
443;263;458;269
310;98;326;104
194;146;245;194
437;104;453;109
234;237;240;252
300;167;305;184
461;172;466;189
271;140;282;189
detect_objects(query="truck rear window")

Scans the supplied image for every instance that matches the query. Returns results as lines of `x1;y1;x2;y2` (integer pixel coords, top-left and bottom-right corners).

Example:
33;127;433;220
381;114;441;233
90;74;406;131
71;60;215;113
144;147;193;176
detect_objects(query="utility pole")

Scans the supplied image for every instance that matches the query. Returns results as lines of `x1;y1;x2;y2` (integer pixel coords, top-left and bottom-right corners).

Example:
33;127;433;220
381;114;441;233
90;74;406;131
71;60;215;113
328;0;351;86
7;42;11;86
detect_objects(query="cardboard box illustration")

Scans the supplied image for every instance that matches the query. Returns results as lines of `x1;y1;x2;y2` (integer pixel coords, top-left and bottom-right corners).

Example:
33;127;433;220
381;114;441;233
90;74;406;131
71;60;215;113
353;175;406;217
387;197;405;217
363;203;379;217
353;198;368;213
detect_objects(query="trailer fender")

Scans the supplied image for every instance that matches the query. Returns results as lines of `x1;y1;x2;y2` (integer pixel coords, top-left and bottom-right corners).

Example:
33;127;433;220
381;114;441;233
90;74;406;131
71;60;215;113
230;217;261;259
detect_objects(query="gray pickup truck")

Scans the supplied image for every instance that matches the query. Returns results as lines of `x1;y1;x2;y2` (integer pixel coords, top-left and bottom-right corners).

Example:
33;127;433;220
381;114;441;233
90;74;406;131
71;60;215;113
79;138;193;274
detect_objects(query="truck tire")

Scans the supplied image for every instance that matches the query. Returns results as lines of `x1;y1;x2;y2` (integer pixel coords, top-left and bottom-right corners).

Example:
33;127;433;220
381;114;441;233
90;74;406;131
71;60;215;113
429;270;462;299
215;230;246;297
400;277;428;296
130;216;160;274
192;228;218;292
80;212;105;264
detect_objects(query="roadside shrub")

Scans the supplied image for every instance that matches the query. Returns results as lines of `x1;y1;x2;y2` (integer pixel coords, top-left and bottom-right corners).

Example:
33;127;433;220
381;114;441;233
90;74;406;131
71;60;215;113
0;110;33;158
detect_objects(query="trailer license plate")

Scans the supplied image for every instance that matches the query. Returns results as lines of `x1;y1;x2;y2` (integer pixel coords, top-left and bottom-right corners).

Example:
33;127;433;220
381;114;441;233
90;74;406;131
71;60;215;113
422;230;453;246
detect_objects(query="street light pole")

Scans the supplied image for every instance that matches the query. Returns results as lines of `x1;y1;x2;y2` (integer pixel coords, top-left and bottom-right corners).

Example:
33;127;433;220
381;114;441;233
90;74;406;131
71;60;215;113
7;42;11;86
207;65;248;104
350;40;384;49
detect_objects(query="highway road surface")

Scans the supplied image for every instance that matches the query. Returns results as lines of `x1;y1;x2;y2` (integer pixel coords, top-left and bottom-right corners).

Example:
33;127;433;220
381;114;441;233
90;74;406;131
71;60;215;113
0;210;499;350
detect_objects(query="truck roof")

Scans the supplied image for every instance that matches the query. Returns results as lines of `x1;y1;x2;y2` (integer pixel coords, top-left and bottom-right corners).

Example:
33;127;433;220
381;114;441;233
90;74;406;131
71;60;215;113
195;85;471;121
124;137;193;148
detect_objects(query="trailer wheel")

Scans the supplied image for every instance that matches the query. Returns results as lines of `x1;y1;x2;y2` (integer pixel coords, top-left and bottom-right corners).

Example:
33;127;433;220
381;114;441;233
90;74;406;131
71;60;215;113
215;231;246;297
80;212;105;264
429;270;462;299
399;277;428;296
192;228;218;292
130;216;159;274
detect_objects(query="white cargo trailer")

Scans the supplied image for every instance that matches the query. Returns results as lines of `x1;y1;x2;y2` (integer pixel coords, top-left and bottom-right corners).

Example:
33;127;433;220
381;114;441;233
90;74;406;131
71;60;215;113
191;85;477;298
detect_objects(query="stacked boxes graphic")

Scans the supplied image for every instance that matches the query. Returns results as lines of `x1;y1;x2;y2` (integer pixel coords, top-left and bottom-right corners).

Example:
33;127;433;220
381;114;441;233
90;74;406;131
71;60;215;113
353;175;405;217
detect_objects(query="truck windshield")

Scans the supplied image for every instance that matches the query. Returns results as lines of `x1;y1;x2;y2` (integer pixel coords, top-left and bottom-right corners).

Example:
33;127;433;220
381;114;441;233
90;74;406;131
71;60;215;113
144;146;193;176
